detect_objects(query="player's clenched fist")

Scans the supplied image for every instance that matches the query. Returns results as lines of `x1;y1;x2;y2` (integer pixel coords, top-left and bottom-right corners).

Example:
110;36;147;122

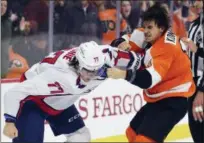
3;123;18;139
107;68;127;79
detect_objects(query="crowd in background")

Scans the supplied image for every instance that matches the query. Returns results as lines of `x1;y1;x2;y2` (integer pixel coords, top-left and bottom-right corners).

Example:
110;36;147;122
1;0;200;79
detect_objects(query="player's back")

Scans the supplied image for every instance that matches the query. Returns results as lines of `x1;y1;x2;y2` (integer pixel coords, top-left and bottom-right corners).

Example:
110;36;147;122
37;48;77;73
23;48;79;89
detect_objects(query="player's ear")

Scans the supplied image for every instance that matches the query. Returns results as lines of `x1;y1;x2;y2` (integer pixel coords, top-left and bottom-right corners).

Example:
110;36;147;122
159;27;165;34
159;26;166;35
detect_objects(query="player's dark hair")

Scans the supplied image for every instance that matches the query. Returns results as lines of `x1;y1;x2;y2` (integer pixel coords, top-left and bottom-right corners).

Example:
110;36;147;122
142;3;170;34
69;56;79;69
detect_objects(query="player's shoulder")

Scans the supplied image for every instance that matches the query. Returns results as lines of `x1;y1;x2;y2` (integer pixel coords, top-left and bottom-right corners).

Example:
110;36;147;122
40;48;77;71
58;67;82;94
163;31;178;46
150;31;179;57
58;48;77;63
156;31;179;51
61;47;77;55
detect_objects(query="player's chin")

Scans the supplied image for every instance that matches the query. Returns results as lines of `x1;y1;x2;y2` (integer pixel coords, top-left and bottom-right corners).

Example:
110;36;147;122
82;77;92;82
84;79;91;82
144;37;152;42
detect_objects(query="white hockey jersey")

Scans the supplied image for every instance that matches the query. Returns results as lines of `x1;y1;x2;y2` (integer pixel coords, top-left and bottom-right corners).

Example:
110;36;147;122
4;46;141;119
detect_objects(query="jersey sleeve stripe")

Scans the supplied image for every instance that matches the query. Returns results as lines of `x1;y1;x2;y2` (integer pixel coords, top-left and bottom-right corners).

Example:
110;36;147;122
146;66;162;88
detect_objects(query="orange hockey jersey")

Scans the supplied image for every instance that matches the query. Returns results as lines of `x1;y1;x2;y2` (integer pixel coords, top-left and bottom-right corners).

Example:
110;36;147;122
124;29;196;102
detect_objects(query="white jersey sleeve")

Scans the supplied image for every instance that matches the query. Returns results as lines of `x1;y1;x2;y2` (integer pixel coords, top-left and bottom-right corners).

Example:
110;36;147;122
24;63;40;79
100;45;143;70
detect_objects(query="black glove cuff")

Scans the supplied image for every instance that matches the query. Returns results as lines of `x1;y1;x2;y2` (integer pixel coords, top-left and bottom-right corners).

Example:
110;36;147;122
110;38;126;47
125;69;136;83
4;114;16;123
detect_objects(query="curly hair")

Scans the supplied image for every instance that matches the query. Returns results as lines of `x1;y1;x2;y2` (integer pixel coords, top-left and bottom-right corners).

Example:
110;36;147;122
142;3;170;35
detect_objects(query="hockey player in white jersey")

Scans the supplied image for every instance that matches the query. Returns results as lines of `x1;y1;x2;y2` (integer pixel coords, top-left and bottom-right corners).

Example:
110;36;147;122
3;41;142;143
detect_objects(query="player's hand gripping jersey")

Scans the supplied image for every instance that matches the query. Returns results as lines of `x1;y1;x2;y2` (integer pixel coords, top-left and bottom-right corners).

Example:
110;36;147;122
4;43;142;121
121;29;196;102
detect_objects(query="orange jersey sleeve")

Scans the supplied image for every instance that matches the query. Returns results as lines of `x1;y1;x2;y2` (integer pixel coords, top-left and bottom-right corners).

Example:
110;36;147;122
172;14;187;38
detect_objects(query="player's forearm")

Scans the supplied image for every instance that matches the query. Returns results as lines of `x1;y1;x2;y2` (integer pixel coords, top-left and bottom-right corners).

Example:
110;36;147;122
4;90;28;123
197;75;204;92
114;50;142;70
125;69;152;89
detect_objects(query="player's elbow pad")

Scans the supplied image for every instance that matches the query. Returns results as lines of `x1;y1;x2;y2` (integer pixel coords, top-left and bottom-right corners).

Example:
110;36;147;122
126;69;152;89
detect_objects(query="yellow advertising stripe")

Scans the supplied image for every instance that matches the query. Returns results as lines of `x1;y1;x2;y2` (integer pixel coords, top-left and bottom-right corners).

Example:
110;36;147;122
92;124;191;142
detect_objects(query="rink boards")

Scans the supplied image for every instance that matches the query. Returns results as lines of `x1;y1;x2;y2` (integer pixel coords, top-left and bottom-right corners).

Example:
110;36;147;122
1;78;192;142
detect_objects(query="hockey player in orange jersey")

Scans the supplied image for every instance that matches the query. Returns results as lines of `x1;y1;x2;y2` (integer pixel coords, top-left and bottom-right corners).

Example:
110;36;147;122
108;3;196;143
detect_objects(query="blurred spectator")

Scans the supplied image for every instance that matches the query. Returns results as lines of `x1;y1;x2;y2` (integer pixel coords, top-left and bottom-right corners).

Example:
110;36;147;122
159;2;187;38
62;0;102;48
54;0;67;34
8;0;68;35
26;33;47;66
188;0;202;22
121;0;131;19
93;0;128;44
1;0;12;78
121;0;132;33
188;6;199;23
6;33;47;78
121;0;141;32
23;0;49;33
52;0;68;51
7;0;30;37
140;0;155;12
